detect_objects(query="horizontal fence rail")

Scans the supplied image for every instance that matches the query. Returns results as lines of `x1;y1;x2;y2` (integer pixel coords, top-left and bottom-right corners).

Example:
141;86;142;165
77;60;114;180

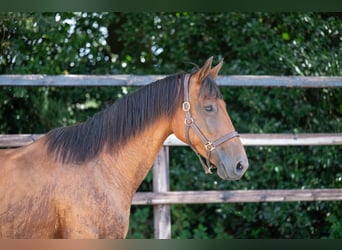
0;74;341;87
1;133;342;148
133;189;342;205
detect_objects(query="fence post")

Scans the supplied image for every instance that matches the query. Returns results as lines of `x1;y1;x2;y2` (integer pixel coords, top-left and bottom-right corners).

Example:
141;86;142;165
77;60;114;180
153;146;171;239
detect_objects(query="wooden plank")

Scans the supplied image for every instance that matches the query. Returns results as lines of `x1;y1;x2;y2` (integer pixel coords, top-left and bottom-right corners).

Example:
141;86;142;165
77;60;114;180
165;133;342;146
239;133;342;146
0;75;164;87
0;134;44;147
0;75;341;87
132;189;342;205
1;133;342;148
218;75;342;88
152;147;171;239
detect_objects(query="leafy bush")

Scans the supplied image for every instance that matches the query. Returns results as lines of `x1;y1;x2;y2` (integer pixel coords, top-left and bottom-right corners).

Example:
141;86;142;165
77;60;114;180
0;12;341;238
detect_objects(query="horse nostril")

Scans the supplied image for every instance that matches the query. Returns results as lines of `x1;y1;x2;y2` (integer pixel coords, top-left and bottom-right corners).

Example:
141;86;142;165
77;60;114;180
236;161;244;174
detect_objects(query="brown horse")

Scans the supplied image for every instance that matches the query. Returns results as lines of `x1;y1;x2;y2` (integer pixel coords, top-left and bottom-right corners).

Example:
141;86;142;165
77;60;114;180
0;57;248;238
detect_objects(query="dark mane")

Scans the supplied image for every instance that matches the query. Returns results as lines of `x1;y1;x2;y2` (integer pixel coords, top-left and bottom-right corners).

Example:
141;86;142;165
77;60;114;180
46;73;185;164
45;72;222;164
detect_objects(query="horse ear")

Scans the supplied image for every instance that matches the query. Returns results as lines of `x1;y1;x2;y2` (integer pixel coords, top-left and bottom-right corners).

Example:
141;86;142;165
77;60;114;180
193;56;213;83
210;59;223;79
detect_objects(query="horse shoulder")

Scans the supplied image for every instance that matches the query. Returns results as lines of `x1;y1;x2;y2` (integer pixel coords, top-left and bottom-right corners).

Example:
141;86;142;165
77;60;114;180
52;159;132;238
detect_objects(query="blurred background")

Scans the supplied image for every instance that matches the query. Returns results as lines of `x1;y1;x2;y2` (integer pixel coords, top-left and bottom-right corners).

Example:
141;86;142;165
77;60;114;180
0;12;341;238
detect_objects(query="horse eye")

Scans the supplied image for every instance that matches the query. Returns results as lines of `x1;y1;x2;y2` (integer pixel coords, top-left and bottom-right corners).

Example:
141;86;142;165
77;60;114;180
204;105;214;112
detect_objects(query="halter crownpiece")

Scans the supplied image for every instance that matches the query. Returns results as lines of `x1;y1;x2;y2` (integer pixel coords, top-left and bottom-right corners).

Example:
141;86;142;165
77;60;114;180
182;74;240;174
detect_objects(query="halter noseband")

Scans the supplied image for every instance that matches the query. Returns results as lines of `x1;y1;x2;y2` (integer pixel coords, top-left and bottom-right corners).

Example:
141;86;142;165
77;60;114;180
182;74;240;174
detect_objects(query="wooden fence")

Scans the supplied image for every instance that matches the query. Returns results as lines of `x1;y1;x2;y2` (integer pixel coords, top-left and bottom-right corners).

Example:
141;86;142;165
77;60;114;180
1;75;342;239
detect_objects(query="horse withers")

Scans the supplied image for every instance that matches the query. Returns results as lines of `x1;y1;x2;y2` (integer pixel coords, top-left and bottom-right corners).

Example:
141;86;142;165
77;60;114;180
0;57;248;238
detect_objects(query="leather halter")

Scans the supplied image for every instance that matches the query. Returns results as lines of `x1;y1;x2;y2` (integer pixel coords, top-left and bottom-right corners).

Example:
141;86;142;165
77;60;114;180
182;74;240;174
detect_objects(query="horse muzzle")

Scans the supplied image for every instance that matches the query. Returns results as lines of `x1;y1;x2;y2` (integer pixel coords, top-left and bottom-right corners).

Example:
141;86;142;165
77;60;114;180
216;152;249;180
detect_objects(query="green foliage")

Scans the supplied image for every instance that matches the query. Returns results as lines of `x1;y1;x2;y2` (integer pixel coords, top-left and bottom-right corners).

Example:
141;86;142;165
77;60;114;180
0;12;341;238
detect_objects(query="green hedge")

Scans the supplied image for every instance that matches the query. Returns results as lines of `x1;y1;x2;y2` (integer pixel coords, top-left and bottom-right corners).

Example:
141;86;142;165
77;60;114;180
0;12;341;238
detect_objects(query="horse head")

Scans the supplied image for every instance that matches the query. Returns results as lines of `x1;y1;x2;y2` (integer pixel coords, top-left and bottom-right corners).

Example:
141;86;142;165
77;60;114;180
172;57;249;180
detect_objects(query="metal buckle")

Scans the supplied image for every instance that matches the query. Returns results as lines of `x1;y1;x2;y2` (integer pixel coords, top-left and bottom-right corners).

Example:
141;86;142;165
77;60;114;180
205;141;215;152
182;102;191;112
205;166;213;174
184;118;194;125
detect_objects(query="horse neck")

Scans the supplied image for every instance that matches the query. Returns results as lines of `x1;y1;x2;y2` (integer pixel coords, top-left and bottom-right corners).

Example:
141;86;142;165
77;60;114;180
102;116;172;196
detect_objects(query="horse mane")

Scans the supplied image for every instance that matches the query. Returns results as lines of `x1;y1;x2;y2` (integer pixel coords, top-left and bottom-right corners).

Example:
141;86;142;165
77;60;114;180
45;72;222;164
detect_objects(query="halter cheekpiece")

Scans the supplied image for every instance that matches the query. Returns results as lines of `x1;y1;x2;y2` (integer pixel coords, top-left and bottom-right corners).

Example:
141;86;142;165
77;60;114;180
182;74;240;174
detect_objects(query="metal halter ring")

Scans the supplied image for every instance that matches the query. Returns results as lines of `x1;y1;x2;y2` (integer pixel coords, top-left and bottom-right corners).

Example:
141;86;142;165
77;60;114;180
204;141;215;152
184;118;194;125
182;101;191;112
